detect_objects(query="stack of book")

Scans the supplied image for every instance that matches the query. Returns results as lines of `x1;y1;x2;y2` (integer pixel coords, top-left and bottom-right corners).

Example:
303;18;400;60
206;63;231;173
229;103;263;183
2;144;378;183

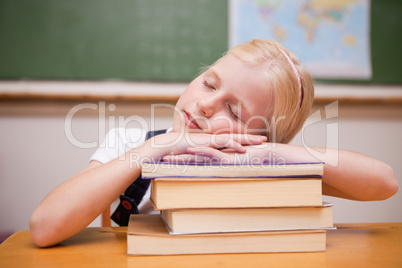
127;161;334;255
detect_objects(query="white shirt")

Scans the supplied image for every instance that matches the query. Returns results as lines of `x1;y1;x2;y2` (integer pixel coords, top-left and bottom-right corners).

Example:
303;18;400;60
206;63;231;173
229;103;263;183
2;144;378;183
90;127;170;214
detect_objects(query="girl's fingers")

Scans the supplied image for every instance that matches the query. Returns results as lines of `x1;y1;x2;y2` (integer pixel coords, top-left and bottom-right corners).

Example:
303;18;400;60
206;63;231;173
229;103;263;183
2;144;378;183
181;133;265;154
162;154;214;163
209;136;246;153
186;147;226;161
225;139;247;153
243;134;267;144
211;134;265;152
228;134;267;145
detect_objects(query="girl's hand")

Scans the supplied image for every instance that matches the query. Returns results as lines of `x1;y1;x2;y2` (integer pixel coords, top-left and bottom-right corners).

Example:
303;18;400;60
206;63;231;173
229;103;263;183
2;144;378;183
162;141;272;164
142;132;267;162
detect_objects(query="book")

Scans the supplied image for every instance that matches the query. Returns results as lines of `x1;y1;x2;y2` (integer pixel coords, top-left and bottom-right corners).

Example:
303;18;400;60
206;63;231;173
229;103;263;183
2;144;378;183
127;214;326;255
142;161;324;179
150;177;322;209
161;202;334;235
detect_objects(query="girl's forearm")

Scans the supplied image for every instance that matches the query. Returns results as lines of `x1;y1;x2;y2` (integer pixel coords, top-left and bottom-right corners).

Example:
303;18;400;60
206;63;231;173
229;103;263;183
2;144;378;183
320;148;398;201
29;132;254;247
29;148;145;247
269;143;398;201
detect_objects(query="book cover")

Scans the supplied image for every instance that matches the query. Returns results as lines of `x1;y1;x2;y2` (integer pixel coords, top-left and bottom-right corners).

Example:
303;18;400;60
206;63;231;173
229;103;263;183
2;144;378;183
142;161;324;179
127;214;326;255
150;177;322;209
161;202;334;235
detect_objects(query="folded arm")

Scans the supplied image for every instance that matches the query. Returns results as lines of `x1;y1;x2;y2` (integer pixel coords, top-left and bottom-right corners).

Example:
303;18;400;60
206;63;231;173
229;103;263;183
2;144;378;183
165;142;399;201
29;132;265;247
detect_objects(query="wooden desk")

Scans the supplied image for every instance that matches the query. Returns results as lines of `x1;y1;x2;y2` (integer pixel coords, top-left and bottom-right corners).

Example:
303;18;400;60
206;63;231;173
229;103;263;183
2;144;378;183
1;223;401;268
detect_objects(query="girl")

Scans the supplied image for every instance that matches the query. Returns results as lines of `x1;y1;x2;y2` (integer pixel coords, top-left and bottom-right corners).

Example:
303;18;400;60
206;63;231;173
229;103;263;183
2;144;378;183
30;39;398;247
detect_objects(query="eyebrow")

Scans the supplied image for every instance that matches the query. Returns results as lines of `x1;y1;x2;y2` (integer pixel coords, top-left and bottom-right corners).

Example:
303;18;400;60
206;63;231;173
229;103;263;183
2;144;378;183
207;68;251;123
206;69;221;87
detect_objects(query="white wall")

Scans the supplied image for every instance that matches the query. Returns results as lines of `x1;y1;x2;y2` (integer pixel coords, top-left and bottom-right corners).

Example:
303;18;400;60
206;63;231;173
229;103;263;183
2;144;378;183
294;102;402;223
0;98;401;235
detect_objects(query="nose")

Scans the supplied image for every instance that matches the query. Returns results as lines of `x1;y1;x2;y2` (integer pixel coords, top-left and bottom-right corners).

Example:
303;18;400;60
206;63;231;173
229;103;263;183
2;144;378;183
197;95;221;117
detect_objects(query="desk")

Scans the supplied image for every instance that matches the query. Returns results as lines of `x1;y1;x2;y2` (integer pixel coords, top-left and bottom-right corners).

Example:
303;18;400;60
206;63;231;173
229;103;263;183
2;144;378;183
1;223;401;268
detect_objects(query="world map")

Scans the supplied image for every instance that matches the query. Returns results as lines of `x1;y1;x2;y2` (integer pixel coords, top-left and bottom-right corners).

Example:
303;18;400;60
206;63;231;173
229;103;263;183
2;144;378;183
230;0;372;79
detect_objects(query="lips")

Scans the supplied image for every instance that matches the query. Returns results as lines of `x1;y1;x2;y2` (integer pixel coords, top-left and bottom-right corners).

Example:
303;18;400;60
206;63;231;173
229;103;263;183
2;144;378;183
184;111;201;129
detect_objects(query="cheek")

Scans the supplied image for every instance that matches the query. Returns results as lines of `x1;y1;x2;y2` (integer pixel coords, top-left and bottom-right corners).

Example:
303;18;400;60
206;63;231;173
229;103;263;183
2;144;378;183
244;117;270;135
180;79;201;101
208;117;244;134
176;87;191;106
175;93;187;108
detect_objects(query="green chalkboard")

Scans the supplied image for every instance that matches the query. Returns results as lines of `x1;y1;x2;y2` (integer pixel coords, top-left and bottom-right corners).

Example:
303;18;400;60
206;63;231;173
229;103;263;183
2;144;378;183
0;0;228;82
370;0;402;84
0;0;401;83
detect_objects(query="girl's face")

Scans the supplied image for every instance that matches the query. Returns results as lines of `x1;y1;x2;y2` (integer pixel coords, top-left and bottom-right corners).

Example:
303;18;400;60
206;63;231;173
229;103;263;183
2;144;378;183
173;54;274;135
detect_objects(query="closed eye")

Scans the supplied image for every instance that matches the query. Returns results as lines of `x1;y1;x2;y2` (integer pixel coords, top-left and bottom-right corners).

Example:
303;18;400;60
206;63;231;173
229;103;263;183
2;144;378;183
203;79;216;90
228;104;240;121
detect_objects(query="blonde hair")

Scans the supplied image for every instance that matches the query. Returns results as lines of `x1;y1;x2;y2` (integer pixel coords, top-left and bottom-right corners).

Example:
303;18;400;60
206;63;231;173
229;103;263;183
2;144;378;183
227;39;314;144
